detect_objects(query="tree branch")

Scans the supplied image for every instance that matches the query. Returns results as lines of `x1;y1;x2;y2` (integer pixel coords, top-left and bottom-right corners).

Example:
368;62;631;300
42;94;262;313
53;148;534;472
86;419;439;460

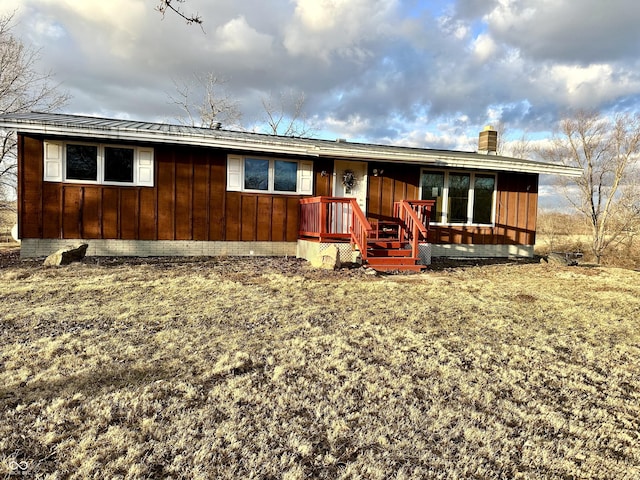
156;0;203;26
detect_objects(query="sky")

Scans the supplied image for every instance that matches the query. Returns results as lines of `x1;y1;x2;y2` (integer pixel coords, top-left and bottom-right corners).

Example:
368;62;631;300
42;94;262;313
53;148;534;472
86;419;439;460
3;0;640;210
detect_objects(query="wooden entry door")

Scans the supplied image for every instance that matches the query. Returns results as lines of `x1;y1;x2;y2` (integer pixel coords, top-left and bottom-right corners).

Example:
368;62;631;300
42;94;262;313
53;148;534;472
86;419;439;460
333;160;368;214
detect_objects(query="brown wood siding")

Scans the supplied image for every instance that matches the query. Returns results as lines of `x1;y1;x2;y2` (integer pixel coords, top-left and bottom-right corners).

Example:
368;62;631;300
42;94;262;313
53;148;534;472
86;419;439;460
366;164;538;246
286;197;299;241
120;189;138;239
82;187;102;238
156;147;175;240
42;182;61;238
368;163;420;220
175;153;193;240
192;159;209;240
19;135;538;247
224;192;241;240
498;172;537;245
20;136;44;239
271;197;287;241
20;137;307;243
139;188;157;240
209;154;226;240
62;187;81;238
314;159;333;197
102;188;119;238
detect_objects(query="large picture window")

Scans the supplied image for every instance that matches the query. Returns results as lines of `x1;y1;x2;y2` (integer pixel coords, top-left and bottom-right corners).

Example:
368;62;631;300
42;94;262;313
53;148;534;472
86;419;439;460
227;155;313;195
42;141;154;187
420;169;496;225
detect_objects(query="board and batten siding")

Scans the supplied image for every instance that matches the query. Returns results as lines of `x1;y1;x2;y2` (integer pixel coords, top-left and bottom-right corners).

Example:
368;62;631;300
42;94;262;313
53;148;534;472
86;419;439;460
18;136;303;243
18;135;538;248
366;162;538;246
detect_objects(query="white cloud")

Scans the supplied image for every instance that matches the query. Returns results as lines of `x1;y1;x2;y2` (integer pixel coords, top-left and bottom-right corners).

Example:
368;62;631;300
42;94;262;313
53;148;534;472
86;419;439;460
2;0;640;169
214;16;273;55
471;33;498;64
323;114;373;140
485;0;640;63
537;63;640;109
283;0;398;60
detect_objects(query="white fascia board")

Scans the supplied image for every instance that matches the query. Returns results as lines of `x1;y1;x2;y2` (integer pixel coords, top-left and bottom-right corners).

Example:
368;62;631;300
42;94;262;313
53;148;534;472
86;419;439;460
8;120;582;176
11;123;321;157
313;147;584;177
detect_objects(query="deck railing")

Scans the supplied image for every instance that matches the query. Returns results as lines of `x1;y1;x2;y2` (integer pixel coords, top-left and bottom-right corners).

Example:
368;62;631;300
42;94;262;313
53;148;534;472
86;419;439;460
299;196;353;241
299;196;374;259
350;201;372;261
300;197;432;262
394;200;435;259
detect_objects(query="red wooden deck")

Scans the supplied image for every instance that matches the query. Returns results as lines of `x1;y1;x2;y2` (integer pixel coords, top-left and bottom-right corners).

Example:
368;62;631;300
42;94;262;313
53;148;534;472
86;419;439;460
299;197;434;272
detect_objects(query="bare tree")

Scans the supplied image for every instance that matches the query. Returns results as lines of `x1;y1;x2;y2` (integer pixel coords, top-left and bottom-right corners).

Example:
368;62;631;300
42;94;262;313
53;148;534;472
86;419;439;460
156;0;202;25
260;90;316;137
169;73;242;129
493;120;532;158
0;13;69;209
538;111;640;264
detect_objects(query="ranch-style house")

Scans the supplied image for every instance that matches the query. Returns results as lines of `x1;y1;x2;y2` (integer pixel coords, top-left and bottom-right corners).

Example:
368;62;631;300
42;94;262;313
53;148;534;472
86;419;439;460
0;112;581;271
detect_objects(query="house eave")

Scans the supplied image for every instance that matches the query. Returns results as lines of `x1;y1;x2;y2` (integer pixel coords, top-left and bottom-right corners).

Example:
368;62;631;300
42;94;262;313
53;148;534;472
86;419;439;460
0;113;583;177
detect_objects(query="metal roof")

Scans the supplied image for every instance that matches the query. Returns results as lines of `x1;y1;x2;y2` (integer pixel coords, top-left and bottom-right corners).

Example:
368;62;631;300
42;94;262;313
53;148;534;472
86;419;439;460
0;112;582;176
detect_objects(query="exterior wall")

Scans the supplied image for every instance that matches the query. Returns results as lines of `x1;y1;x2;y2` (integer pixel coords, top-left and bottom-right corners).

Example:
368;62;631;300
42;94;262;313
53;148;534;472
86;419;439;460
365;162;538;247
20;239;296;258
17;134;539;258
18;135;314;245
367;162;420;219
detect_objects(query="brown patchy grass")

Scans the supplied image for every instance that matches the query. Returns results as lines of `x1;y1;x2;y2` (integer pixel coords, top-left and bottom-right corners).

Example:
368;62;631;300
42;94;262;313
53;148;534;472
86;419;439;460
1;251;639;479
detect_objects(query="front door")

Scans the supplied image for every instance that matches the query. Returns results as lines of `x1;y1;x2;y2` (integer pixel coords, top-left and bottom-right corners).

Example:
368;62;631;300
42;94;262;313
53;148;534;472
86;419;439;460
333;160;368;214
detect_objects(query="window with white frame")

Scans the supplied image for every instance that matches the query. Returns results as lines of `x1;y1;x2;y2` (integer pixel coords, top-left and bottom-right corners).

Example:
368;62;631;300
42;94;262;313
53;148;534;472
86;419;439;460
420;169;496;225
226;154;313;195
43;141;154;187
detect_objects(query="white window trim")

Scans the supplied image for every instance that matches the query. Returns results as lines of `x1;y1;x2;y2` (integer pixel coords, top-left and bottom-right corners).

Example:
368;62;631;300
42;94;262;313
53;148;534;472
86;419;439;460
43;140;154;187
227;154;313;195
420;169;496;226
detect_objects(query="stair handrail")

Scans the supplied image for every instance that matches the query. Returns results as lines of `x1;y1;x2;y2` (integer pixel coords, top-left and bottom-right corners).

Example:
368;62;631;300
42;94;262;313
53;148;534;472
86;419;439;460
349;199;374;261
394;200;433;259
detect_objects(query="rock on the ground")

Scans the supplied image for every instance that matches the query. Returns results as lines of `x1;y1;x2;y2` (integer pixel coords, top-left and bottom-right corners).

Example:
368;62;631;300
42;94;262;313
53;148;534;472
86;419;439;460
44;243;89;267
544;252;578;266
310;244;341;270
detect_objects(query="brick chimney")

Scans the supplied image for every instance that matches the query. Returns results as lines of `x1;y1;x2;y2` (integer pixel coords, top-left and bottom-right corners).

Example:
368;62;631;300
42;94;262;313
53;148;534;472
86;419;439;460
478;126;498;155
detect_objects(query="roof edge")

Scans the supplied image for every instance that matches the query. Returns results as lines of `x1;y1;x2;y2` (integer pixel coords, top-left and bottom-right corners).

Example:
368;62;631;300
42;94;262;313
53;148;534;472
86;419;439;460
0;112;583;177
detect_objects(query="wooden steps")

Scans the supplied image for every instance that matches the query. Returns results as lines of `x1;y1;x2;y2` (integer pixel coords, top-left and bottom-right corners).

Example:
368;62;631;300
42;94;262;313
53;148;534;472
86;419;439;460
365;256;425;272
363;231;425;273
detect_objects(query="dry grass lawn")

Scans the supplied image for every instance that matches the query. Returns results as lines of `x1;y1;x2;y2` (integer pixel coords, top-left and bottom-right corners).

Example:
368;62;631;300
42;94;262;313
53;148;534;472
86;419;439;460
1;250;639;479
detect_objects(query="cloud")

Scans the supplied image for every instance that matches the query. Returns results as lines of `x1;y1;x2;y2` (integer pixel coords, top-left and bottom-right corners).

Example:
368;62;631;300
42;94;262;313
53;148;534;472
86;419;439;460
213;16;273;55
1;0;640;162
485;0;640;64
471;33;498;64
283;0;398;61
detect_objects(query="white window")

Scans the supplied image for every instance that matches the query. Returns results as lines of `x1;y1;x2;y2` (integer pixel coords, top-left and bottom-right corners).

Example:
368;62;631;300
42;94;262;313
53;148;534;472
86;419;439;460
420;169;496;225
227;154;313;195
43;141;154;187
